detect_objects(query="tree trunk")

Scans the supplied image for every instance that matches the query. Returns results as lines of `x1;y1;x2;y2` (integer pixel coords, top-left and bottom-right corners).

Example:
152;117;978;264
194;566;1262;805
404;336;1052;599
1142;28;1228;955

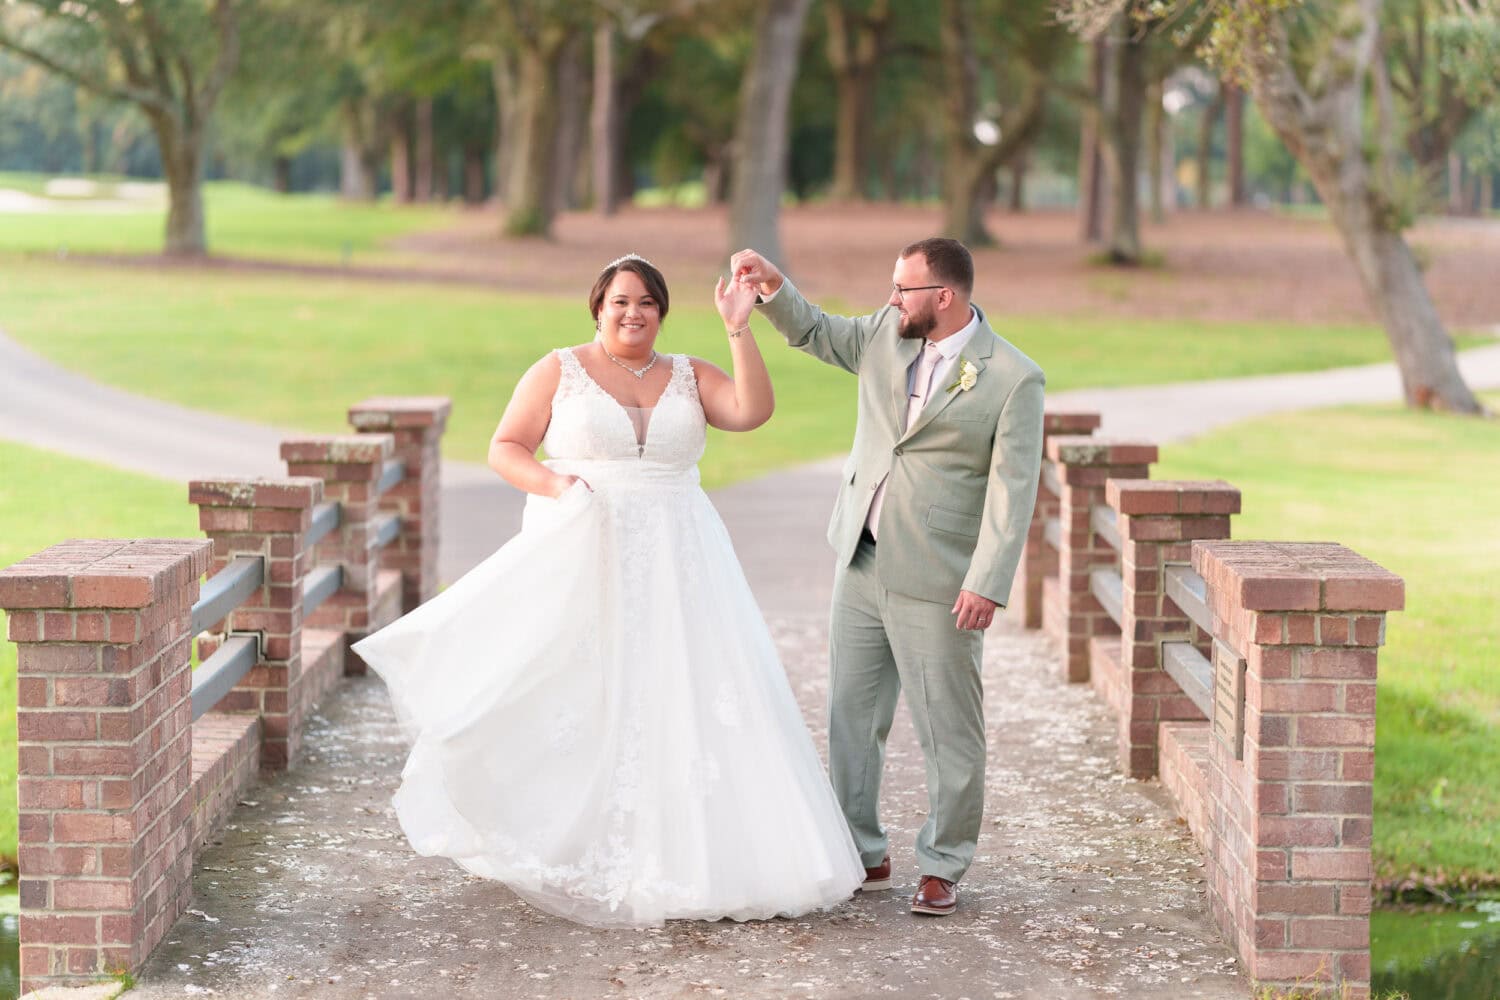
1224;83;1245;205
551;31;588;214
339;97;380;202
415;97;435;202
1101;14;1146;264
151;115;207;257
825;0;887;202
942;159;991;247
81;117;100;174
1196;91;1221;209
1482;170;1495;215
829;69;876;201
463;144;487;204
1147;80;1165;223
591;21;619;216
503;32;572;237
1009;151;1027;211
272;156;292;193
492;53;521;209
1448;151;1465;215
727;0;813;264
390;107;413;204
1078;38;1107;242
1329;197;1482;411
1244;0;1480;413
435;149;450;201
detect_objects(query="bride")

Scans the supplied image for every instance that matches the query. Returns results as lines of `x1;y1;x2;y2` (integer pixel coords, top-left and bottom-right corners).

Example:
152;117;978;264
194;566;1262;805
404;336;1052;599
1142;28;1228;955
352;254;864;927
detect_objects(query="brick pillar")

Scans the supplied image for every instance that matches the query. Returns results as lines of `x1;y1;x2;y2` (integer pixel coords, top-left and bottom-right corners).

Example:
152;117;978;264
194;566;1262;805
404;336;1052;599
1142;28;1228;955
189;478;322;770
1;539;210;992
281;434;394;674
347;396;452;613
1015;411;1100;629
1193;540;1402;1000
1107;479;1240;778
1045;437;1157;682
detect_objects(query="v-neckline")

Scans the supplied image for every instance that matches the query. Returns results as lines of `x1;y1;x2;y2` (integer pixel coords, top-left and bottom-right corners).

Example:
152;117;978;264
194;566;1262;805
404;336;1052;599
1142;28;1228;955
569;348;677;454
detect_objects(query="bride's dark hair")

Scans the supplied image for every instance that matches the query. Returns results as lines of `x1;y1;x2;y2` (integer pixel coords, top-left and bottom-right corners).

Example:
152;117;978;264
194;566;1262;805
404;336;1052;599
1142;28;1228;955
590;255;670;322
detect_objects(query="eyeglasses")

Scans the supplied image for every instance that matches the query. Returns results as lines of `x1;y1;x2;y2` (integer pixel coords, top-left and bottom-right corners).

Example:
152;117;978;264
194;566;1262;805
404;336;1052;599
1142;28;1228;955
891;283;945;302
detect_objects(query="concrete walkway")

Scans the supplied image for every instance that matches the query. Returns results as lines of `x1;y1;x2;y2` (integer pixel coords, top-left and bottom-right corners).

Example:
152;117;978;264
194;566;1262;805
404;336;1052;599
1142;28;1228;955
3;330;1498;998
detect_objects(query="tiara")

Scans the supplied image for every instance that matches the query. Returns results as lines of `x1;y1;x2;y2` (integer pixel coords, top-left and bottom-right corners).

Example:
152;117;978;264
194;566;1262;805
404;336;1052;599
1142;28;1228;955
602;252;656;272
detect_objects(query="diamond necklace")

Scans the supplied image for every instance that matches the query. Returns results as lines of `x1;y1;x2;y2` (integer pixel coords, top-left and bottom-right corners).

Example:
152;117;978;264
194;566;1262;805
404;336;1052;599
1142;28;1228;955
601;346;658;380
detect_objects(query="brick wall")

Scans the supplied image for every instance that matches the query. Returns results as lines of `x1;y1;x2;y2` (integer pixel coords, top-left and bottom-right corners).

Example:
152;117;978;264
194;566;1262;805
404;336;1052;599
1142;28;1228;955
1014;411;1099;629
1191;540;1402;1000
2;539;210;991
1043;437;1156;682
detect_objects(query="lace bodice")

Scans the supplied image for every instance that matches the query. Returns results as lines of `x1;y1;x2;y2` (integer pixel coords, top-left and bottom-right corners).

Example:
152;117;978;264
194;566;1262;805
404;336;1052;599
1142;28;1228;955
543;349;706;468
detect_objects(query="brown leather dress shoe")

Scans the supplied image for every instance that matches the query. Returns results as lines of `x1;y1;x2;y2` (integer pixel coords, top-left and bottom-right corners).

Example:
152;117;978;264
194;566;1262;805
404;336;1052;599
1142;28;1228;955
911;875;958;915
860;856;892;891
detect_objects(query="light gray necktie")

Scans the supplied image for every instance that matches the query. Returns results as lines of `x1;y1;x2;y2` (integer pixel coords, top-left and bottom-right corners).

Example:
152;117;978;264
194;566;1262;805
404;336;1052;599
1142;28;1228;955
904;341;943;431
867;342;943;540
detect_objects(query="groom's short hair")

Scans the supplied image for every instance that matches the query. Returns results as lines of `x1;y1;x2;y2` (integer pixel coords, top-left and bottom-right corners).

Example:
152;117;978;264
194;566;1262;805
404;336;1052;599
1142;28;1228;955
900;238;973;296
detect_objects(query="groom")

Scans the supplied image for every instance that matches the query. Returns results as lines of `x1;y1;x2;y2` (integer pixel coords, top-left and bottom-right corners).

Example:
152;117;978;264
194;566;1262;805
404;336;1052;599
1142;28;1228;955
732;238;1044;916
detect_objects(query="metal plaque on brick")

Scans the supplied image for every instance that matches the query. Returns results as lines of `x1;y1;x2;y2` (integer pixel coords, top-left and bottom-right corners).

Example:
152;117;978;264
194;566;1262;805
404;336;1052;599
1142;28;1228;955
1212;638;1246;760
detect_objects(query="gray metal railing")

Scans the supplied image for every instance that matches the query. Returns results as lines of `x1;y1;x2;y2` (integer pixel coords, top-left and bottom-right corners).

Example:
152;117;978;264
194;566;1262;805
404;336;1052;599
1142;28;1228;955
1162;563;1217;721
191;556;263;635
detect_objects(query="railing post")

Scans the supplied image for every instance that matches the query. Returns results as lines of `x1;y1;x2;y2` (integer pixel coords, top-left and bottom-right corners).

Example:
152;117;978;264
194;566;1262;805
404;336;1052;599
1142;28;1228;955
1192;540;1402;999
281;435;395;674
348;396;452;613
1;539;210;992
1044;437;1157;682
1105;479;1240;778
189;478;322;769
1016;411;1100;629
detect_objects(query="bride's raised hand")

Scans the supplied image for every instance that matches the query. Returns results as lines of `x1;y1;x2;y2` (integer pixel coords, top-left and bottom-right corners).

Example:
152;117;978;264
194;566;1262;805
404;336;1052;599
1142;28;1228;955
714;274;757;332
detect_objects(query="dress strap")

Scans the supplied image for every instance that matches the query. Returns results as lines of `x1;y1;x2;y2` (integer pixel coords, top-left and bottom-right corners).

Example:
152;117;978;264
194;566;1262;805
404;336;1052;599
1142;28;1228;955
554;347;587;398
682;354;703;401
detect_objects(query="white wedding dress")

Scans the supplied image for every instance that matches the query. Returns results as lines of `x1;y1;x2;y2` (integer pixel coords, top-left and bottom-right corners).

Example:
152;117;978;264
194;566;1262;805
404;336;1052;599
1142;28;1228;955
353;348;864;927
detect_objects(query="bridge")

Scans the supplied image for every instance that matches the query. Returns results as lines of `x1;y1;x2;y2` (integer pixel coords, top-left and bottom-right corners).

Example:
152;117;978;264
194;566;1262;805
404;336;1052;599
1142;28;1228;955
2;388;1405;999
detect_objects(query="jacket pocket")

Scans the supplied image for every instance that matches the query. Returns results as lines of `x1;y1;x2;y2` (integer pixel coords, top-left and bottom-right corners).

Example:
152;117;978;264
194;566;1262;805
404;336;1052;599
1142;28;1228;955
926;504;981;538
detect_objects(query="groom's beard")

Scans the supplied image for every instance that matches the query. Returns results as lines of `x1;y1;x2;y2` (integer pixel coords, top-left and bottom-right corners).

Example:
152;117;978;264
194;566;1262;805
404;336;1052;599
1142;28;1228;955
899;305;938;340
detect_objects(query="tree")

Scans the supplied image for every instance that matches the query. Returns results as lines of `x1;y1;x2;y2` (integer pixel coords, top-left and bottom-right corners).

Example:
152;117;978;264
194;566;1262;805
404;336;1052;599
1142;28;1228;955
1386;0;1500;200
936;0;1058;246
0;0;242;256
1064;1;1212;261
1201;0;1488;413
824;0;891;202
478;0;591;237
727;0;812;264
591;5;673;216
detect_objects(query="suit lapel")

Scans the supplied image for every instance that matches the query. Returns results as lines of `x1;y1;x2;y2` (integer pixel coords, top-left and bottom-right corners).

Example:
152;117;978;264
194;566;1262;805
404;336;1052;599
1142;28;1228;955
900;309;998;441
891;334;921;431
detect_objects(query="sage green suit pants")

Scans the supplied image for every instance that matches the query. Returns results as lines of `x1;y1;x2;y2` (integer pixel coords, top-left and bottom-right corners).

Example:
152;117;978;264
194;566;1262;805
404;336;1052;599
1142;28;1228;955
828;536;986;883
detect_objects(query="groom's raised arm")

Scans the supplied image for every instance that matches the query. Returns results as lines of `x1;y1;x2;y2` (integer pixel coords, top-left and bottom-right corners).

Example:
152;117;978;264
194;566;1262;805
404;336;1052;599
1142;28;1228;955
730;248;885;375
756;279;888;375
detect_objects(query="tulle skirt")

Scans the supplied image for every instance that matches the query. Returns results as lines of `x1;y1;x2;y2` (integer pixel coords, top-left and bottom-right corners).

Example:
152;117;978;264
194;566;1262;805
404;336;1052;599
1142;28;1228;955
352;460;864;927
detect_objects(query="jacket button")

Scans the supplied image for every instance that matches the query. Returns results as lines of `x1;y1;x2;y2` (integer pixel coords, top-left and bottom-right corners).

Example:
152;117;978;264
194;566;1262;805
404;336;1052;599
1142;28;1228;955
894;447;904;456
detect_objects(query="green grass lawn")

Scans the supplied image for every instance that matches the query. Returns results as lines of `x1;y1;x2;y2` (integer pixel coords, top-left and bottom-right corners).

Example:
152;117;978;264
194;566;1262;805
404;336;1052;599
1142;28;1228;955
1156;394;1500;887
0;174;455;264
4;255;1488;489
0;440;200;868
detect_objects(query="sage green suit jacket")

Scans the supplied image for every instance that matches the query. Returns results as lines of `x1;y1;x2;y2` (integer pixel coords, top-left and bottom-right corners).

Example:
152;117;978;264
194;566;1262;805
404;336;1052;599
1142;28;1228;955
759;280;1045;607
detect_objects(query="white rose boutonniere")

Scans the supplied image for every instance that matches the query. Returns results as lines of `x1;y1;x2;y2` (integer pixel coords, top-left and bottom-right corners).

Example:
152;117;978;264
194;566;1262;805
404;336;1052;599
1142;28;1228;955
946;357;978;393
